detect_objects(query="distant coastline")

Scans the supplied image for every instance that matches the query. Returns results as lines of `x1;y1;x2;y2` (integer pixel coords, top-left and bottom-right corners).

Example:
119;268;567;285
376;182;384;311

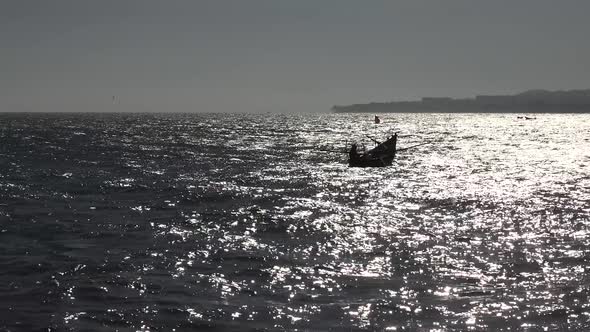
332;89;590;113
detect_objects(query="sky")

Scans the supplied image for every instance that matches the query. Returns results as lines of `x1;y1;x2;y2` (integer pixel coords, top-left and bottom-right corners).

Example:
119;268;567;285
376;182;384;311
1;0;590;113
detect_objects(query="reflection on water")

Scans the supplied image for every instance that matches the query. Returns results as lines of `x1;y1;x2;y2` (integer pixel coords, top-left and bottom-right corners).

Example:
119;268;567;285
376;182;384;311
0;112;589;331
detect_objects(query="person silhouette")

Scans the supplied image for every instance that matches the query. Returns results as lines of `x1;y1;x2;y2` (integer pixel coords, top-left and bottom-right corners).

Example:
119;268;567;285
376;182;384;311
349;143;359;161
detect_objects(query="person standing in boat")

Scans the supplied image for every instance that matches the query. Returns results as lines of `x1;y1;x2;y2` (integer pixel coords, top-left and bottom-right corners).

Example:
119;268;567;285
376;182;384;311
391;133;398;155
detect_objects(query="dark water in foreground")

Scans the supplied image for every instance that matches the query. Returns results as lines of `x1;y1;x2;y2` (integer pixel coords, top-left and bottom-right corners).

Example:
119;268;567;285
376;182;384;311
0;112;589;331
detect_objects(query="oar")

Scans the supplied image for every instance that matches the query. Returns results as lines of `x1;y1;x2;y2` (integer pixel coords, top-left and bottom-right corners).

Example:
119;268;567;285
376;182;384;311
397;142;431;152
318;148;348;153
364;135;381;145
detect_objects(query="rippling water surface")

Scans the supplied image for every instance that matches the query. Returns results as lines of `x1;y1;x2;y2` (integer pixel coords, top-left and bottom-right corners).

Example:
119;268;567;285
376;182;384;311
1;112;589;331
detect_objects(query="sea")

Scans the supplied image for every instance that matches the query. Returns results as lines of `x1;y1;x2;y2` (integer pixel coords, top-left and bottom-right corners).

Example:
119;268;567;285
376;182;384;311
0;112;589;331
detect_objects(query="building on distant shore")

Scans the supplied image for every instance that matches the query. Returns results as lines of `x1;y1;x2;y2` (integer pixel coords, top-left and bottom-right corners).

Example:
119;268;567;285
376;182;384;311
332;89;590;113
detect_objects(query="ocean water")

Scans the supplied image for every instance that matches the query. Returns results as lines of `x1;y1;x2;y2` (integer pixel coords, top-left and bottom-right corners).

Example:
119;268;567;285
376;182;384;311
0;112;589;331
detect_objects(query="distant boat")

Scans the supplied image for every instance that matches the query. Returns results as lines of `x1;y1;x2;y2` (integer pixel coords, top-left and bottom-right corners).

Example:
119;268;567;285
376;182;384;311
349;133;397;167
374;115;381;124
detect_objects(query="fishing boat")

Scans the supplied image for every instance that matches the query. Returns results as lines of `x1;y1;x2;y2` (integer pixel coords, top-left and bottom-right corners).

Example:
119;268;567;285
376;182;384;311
349;133;397;167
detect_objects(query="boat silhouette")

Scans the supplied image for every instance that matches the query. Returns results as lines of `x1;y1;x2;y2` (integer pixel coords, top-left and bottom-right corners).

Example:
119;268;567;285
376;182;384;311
348;133;397;167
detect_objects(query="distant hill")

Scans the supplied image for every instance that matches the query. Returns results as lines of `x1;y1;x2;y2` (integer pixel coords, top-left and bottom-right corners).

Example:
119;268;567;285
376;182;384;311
332;89;590;113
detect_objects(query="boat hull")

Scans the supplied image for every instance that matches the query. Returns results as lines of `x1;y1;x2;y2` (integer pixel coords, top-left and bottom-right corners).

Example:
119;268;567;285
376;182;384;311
348;154;395;167
347;133;397;168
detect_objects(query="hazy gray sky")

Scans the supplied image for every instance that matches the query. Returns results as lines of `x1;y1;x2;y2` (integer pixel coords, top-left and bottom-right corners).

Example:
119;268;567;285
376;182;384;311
2;0;590;112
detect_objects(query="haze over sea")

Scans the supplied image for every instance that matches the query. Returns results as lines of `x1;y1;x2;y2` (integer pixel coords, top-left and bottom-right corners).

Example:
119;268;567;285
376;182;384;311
1;112;589;331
